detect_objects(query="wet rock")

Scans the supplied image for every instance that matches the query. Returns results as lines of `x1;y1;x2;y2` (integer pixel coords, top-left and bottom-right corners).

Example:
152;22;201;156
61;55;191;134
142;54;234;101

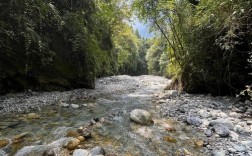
213;124;230;137
70;104;79;109
90;146;105;155
0;139;9;148
186;116;202;127
12;132;29;141
66;139;80;150
73;149;89;156
209;119;234;130
130;109;152;125
211;149;226;156
0;150;6;156
204;129;213;137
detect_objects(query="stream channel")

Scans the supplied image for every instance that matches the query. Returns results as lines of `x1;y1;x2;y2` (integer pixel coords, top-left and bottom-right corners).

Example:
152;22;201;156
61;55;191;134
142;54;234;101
0;75;208;156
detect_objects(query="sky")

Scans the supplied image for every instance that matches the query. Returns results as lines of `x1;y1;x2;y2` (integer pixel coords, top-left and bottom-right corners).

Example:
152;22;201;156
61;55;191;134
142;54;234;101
131;19;154;38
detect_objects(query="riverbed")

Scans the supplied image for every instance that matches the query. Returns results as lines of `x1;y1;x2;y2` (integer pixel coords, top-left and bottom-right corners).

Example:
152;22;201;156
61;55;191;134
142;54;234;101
0;75;251;156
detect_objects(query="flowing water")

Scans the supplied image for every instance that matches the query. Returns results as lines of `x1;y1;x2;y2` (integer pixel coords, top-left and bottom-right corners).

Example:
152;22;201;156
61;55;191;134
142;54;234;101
0;76;208;156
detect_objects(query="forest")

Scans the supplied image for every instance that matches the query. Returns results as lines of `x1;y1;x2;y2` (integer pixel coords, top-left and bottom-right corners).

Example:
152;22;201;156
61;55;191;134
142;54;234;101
1;1;252;156
0;0;251;96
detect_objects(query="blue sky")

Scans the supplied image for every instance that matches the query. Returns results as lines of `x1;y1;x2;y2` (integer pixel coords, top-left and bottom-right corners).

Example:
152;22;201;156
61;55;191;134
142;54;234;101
131;20;154;38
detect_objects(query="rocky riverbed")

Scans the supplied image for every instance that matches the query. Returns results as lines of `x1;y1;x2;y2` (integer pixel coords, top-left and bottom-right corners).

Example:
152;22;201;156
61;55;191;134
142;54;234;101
0;75;251;156
156;91;252;156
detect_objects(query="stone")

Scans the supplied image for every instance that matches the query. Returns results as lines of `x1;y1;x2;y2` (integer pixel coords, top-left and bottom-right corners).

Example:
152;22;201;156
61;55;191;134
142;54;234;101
246;121;252;125
227;148;237;153
80;129;92;139
0;139;9;148
27;113;40;119
90;146;105;155
229;112;240;118
12;132;29;141
229;131;239;141
70;104;79;109
194;140;204;148
241;140;252;147
245;100;252;105
77;126;84;133
42;149;55;156
73;149;89;156
66;139;80;150
204;129;213;137
235;125;245;133
164;136;177;143
130;109;152;125
213;124;230;137
66;130;79;138
211;149;226;156
233;145;246;152
199;110;210;118
167;90;179;97
77;136;85;142
209;119;235;130
186;116;202;127
60;102;70;108
0;150;6;156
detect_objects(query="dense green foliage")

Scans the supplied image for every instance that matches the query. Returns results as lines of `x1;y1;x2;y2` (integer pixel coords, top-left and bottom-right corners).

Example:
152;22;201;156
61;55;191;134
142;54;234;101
145;37;168;76
0;0;147;94
133;0;252;95
2;0;251;96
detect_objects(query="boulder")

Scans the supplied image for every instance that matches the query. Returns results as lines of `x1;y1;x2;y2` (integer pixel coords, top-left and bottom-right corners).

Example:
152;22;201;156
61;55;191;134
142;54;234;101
130;109;152;125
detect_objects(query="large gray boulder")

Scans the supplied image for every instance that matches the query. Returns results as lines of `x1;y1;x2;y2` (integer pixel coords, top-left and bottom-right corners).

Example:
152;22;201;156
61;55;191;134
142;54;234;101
130;109;152;125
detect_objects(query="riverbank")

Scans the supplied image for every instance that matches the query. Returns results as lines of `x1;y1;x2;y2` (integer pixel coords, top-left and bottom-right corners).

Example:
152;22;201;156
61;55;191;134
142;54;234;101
156;91;252;155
